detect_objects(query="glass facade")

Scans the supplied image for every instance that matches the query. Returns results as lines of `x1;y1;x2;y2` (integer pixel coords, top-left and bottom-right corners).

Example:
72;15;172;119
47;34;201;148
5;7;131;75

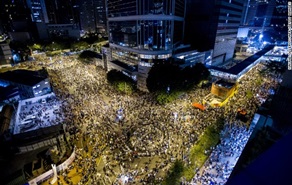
108;0;186;52
26;0;49;23
109;20;173;51
108;0;185;17
107;0;186;91
108;0;136;17
111;49;138;66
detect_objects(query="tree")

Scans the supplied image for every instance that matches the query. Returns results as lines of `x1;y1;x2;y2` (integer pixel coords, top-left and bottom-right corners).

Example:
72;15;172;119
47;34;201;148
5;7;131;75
71;41;89;51
45;42;65;51
163;160;184;185
78;50;102;64
29;43;43;51
107;69;136;94
147;61;210;92
146;61;181;92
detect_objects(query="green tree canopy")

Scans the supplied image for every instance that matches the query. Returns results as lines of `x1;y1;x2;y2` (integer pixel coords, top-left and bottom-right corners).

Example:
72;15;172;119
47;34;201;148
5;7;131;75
71;41;89;51
146;61;181;92
78;50;102;64
45;42;66;51
29;43;42;51
79;50;101;59
107;69;136;94
147;61;210;92
163;160;184;185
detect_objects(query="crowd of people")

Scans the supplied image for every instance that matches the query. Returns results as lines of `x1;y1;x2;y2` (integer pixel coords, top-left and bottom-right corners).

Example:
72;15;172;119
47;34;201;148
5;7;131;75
189;61;281;185
191;119;257;185
16;94;63;134
10;53;282;184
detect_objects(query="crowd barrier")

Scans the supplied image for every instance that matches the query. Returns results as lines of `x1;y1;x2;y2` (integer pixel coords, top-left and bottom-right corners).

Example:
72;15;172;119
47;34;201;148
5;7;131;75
28;149;75;185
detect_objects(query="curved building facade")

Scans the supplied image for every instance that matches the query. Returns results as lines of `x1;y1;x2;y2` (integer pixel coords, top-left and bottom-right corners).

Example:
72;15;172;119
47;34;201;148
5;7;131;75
106;0;186;91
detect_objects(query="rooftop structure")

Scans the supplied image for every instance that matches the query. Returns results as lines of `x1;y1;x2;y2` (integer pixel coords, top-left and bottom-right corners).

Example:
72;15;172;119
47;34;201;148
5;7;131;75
0;69;51;99
13;93;63;135
204;79;237;107
208;45;274;81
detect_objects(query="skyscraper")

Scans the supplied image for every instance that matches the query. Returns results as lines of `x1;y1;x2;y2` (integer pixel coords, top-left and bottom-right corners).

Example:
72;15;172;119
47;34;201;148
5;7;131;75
185;0;245;65
45;0;79;25
270;0;288;32
254;0;276;27
26;0;49;23
79;0;107;34
0;0;32;32
95;0;107;34
26;0;81;40
242;0;277;27
106;0;186;91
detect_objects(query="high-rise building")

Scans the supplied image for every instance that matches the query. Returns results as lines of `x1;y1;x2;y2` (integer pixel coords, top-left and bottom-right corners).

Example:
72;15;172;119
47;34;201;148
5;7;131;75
26;0;49;23
254;0;276;27
185;0;245;65
45;0;79;25
270;0;288;32
106;0;186;91
0;0;32;32
25;0;81;40
242;0;281;27
79;0;107;34
79;0;96;33
95;0;107;34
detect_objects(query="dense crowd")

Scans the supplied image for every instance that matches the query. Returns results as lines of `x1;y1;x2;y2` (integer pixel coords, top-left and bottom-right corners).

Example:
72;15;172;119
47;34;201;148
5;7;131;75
189;61;281;185
16;95;63;134
12;54;281;184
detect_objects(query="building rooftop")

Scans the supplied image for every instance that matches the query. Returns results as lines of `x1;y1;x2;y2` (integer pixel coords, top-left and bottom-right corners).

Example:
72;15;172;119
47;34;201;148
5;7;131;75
0;85;19;101
207;45;274;75
214;79;235;89
0;70;47;86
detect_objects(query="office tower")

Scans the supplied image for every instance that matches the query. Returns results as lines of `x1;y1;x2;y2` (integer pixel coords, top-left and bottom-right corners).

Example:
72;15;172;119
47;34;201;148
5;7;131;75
45;0;79;25
0;0;32;32
95;0;107;34
253;0;276;27
79;0;107;34
25;0;81;40
185;0;245;65
242;0;278;27
106;0;186;91
270;0;288;32
79;0;96;33
26;0;49;23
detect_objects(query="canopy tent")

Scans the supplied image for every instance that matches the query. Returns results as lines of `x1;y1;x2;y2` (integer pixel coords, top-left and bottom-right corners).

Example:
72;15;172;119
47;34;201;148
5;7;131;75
192;102;205;111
